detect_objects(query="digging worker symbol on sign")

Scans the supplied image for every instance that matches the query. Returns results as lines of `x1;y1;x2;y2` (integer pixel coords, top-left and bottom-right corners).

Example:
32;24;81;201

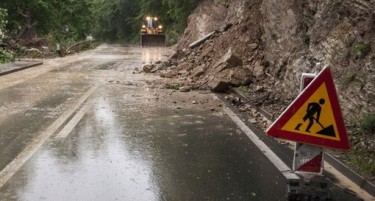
294;98;336;137
295;99;325;133
267;68;349;149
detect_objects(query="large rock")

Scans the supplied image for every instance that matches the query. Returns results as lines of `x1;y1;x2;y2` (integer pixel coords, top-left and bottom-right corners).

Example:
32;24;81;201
156;61;170;70
253;60;265;80
249;43;258;50
214;48;243;68
177;61;190;70
192;64;208;77
215;62;233;73
160;70;176;78
143;64;156;73
176;0;228;50
209;78;230;93
179;86;191;92
229;68;253;86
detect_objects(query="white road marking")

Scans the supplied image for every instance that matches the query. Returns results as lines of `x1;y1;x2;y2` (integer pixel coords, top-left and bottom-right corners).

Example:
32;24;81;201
0;85;98;188
55;104;89;139
222;106;300;180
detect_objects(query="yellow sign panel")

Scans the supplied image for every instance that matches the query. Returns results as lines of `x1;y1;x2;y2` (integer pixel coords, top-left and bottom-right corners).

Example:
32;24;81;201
267;67;350;150
281;83;340;141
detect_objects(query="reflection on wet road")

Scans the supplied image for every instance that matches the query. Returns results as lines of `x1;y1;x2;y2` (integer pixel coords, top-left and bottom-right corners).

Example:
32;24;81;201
0;45;362;201
0;88;287;200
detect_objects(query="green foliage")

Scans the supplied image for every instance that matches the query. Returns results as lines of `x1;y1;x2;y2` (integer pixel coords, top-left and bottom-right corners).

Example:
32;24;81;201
92;0;203;43
166;83;182;90
1;0;203;46
238;86;248;93
166;29;179;46
0;0;94;42
162;0;202;32
92;0;141;42
330;0;342;5
302;34;310;46
345;72;356;83
349;149;375;176
360;113;375;134
347;113;375;176
353;42;371;57
218;0;229;5
0;48;15;63
0;8;7;38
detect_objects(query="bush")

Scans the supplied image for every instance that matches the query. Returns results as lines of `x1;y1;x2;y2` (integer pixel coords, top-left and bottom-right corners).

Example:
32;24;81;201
349;149;375;176
0;8;7;39
166;83;181;90
0;48;15;63
360;113;375;134
353;42;371;57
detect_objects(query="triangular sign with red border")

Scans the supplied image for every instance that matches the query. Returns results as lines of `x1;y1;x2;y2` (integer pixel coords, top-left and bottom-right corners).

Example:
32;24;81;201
266;67;350;150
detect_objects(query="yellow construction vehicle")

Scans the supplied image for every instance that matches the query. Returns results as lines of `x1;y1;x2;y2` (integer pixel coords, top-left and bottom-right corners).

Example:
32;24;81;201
140;16;166;47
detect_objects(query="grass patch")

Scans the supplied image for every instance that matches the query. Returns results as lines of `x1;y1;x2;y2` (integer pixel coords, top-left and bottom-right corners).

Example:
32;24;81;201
218;0;229;5
166;83;182;90
360;113;375;134
330;0;342;5
353;42;371;57
348;149;375;176
237;86;248;93
0;48;15;63
345;72;356;83
303;35;310;46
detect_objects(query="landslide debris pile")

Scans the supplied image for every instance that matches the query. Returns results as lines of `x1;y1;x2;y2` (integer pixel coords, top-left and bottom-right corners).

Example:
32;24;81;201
146;0;374;119
146;0;266;93
144;0;375;176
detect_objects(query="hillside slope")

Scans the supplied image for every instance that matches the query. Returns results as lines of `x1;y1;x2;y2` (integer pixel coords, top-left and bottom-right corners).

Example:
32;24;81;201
162;0;375;176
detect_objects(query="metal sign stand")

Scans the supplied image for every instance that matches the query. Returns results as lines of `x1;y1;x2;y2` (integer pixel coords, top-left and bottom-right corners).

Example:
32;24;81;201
287;73;331;201
293;73;324;175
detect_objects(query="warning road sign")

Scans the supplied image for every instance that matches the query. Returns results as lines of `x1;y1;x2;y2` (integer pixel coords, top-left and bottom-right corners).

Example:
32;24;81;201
287;84;338;140
267;67;350;150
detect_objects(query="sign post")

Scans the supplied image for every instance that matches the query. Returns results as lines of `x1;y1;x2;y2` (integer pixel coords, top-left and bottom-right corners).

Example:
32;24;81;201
267;68;351;200
292;73;324;174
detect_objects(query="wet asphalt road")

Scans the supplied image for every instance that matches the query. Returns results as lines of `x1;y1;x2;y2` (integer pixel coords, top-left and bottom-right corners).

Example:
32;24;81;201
0;45;361;201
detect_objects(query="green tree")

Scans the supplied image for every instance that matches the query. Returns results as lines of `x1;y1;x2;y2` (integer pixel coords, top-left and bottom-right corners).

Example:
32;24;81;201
92;0;141;42
0;0;94;41
162;0;202;32
92;0;203;43
0;8;7;38
1;0;203;45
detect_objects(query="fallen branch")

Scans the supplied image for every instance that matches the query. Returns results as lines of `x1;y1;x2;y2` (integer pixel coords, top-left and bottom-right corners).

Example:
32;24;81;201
65;40;93;53
188;30;218;49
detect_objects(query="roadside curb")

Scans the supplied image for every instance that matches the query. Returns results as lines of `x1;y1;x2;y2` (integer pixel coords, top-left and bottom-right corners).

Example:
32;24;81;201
324;153;375;197
0;62;43;77
229;87;375;197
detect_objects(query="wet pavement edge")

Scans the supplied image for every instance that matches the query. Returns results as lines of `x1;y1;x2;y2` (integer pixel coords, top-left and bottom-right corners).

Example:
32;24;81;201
0;62;43;77
229;87;375;197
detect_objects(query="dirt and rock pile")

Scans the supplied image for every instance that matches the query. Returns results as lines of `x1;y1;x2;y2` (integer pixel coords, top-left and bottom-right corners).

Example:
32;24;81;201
143;0;375;177
165;0;375;118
